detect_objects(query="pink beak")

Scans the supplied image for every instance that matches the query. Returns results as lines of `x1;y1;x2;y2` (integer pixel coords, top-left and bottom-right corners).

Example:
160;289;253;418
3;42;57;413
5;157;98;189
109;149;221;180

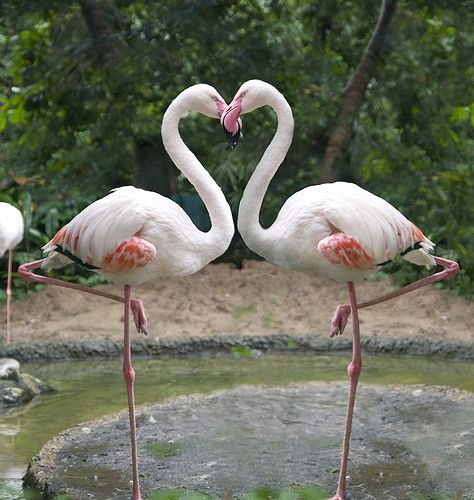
221;97;243;147
215;100;228;118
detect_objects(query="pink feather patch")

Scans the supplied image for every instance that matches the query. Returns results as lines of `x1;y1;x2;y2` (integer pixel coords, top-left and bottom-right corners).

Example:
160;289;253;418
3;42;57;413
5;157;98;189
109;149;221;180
102;236;156;273
318;232;375;269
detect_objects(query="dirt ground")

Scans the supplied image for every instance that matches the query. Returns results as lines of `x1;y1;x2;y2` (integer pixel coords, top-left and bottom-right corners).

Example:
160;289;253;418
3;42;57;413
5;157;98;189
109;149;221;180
8;260;474;345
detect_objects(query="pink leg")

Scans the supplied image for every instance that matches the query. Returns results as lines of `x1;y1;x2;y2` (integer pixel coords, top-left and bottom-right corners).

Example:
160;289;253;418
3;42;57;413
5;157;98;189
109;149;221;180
20;260;143;496
331;282;362;500
330;256;459;337
123;285;142;500
5;249;13;344
18;259;148;334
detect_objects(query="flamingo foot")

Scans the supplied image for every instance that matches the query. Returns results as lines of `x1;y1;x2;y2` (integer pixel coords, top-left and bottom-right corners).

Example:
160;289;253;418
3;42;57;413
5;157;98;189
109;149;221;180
330;304;351;338
130;299;148;335
328;495;345;500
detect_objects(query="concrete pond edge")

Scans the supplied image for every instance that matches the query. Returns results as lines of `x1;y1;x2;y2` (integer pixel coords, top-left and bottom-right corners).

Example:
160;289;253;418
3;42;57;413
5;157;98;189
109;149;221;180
1;333;472;362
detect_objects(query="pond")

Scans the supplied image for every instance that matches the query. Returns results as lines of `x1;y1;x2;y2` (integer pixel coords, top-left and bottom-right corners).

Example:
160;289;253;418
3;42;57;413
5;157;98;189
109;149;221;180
1;352;473;498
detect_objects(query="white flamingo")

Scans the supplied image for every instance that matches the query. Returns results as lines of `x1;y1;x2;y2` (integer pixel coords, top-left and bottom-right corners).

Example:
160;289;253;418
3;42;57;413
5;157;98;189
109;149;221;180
221;79;459;499
19;84;234;500
0;202;24;344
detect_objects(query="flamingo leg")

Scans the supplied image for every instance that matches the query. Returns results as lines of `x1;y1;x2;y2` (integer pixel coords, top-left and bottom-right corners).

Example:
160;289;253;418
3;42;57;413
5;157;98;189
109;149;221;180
330;256;459;337
123;285;142;500
19;259;144;497
331;281;362;500
5;249;13;344
18;259;148;334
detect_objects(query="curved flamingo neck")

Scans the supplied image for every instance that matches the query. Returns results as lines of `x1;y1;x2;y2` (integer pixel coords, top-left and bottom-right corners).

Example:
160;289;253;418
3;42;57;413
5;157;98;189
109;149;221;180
237;87;294;255
161;91;234;255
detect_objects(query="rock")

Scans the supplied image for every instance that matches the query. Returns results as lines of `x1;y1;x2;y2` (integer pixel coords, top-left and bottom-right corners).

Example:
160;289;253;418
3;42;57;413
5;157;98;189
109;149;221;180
24;382;474;499
18;372;53;396
1;386;25;405
0;357;20;380
1;335;473;362
0;358;54;408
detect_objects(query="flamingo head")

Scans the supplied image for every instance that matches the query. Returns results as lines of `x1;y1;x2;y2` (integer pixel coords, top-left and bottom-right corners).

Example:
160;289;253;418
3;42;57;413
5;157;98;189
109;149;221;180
221;79;271;147
184;84;228;119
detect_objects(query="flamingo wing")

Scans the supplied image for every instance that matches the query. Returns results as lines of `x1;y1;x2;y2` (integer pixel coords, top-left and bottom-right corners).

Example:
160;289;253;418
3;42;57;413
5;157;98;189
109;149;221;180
318;231;375;269
101;236;156;273
286;182;435;269
42;186;157;271
318;183;435;268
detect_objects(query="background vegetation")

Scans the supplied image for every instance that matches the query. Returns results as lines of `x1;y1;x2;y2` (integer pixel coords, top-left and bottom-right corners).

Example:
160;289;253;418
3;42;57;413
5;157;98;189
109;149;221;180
0;0;473;299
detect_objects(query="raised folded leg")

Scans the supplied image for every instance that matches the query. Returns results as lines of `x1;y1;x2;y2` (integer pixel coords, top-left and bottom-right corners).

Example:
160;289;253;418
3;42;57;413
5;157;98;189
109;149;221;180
330;256;459;337
18;259;148;334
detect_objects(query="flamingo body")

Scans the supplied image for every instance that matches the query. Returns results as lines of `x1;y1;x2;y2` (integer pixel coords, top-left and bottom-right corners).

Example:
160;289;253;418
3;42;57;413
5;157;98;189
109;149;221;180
43;185;229;285
259;182;434;283
0;202;24;257
0;202;24;344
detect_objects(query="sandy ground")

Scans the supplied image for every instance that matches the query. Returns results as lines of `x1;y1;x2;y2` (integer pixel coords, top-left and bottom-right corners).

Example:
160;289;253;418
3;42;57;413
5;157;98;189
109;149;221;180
8;260;473;346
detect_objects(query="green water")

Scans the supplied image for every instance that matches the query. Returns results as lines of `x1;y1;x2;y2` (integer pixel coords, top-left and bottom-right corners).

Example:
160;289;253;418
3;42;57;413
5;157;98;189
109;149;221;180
0;353;473;497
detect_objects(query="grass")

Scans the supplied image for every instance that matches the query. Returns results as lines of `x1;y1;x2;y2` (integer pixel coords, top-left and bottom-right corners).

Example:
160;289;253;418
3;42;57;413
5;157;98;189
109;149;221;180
261;308;282;328
230;345;253;356
232;303;257;319
146;442;181;459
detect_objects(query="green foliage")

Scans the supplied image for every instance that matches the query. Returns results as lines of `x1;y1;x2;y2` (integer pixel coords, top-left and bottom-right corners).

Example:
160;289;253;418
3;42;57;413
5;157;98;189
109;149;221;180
0;1;472;297
355;3;474;296
286;339;298;350
230;345;253;357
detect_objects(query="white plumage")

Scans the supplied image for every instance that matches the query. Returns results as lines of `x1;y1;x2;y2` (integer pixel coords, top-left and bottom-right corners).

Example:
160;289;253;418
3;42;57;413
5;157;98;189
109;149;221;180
42;84;234;287
0;201;24;344
42;185;227;284
0;202;24;257
266;182;435;282
223;80;435;284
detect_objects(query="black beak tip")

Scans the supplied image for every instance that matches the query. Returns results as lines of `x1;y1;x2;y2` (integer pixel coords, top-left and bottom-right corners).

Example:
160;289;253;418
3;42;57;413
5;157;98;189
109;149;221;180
222;124;241;149
229;134;239;148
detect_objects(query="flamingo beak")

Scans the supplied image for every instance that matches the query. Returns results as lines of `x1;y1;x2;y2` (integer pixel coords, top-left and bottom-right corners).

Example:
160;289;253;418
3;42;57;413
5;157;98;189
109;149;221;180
221;99;243;148
215;99;227;118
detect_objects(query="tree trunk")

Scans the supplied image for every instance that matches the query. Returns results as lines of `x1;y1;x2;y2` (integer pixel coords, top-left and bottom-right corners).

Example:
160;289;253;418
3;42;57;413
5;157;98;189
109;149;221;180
319;0;398;183
134;138;177;195
79;1;175;194
79;0;123;64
